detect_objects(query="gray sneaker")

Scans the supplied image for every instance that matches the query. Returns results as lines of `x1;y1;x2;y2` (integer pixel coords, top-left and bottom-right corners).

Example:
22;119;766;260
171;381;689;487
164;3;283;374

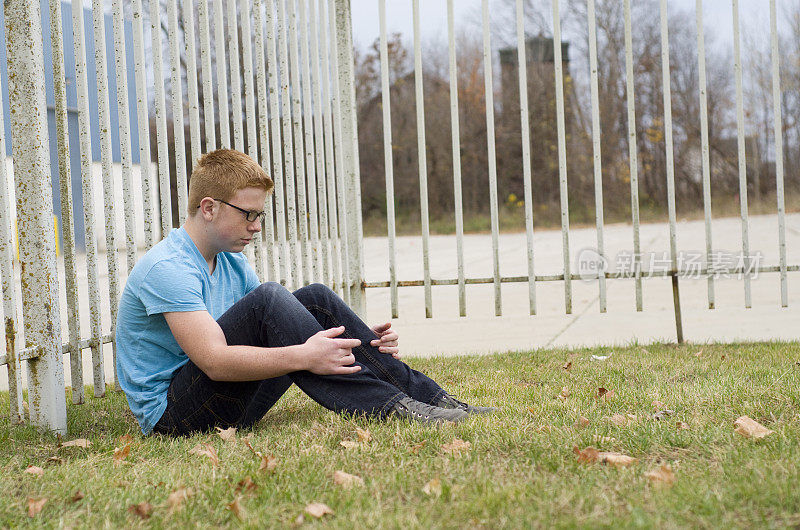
391;396;468;424
436;394;496;415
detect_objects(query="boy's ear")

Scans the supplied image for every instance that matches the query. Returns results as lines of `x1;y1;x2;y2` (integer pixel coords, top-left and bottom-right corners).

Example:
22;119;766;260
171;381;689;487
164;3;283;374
197;197;216;219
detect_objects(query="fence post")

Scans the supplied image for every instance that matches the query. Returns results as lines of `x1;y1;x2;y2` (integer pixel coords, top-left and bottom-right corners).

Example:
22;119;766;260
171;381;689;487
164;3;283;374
3;0;67;433
334;0;365;317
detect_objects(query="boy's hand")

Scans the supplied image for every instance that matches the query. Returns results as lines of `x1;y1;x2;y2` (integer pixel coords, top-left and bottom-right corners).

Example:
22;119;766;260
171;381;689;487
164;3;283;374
302;326;362;375
370;322;400;359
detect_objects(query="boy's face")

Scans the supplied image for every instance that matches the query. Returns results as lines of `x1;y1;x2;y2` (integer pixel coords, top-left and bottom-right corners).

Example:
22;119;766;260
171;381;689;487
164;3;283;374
209;186;268;253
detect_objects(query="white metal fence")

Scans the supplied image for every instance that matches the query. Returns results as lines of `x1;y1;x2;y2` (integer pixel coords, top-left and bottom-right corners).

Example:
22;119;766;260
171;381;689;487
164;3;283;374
0;0;796;434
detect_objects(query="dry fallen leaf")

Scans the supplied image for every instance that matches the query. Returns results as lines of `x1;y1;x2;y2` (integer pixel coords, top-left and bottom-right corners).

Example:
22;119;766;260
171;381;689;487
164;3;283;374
128;502;153;520
27;497;47;518
652;400;666;409
216;426;237;443
24;466;44;477
645;464;676;486
166;487;193;513
676;421;689;431
574;416;590;429
536;425;553;433
45;456;63;466
573;446;636;467
562;361;572;371
60;438;91;449
609;413;628;426
441;438;471;455
694;349;704;358
113;443;131;465
226;497;245;520
339;440;362;450
235;476;258;495
71;490;85;503
557;387;570;401
259;454;278;473
422;477;442;497
189;443;219;468
118;434;134;445
653;410;675;421
410;440;427;454
305;502;334;518
333;470;364;489
734;416;774;439
355;427;372;443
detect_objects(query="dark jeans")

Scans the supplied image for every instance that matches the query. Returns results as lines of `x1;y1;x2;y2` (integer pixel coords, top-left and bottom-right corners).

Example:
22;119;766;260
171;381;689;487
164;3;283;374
152;282;447;436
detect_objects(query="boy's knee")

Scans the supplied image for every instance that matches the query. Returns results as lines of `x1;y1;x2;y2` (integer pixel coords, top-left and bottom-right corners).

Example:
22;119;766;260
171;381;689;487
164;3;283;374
294;282;333;303
254;281;287;299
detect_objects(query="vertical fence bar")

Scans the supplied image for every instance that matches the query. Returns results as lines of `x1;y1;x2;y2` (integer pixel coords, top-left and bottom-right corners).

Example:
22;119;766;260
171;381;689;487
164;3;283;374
241;0;266;280
49;0;82;403
695;0;715;309
71;0;104;397
731;0;752;308
624;0;642;311
310;0;331;288
769;0;788;308
335;0;365;313
92;0;120;388
552;0;571;314
516;0;536;315
151;0;173;236
4;0;66;432
288;0;311;286
660;0;683;343
112;0;138;275
329;0;350;304
299;0;322;284
381;0;399;318
198;0;217;152
214;0;231;148
587;0;606;312
183;0;202;169
277;0;300;289
0;57;22;422
168;0;188;224
227;0;245;152
254;0;276;281
412;0;432;317
319;0;342;296
131;0;155;250
266;0;289;286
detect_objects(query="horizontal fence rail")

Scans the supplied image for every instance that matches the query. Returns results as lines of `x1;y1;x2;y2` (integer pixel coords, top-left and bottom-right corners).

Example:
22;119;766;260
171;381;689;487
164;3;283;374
1;0;362;430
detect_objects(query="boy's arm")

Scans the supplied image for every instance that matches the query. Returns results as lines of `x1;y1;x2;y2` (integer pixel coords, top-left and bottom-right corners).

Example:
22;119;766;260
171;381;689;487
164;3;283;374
163;310;362;381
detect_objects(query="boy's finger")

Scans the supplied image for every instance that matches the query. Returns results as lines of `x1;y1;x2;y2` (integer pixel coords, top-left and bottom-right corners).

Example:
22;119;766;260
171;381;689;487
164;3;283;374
320;326;345;337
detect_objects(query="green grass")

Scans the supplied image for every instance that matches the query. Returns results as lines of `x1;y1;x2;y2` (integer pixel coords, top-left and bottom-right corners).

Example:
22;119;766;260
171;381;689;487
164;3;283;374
2;342;799;528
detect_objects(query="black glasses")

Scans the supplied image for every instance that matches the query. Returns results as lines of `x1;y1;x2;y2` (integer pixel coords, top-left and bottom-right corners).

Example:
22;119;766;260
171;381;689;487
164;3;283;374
198;199;266;223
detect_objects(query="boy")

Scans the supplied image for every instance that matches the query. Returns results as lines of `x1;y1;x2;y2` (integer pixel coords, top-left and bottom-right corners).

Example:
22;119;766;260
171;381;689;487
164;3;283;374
116;149;493;436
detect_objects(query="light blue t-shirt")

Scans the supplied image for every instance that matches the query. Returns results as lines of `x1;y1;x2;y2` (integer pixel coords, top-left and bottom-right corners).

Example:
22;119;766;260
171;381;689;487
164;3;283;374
115;227;261;435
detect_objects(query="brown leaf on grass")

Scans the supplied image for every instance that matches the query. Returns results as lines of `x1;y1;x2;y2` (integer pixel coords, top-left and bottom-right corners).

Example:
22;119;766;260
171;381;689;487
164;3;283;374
574;416;590;429
333;470;364;489
694;349;704;358
355;427;372;443
113;443;131;465
422;477;442;497
573;446;636;467
45;456;63;466
27;497;47;517
596;388;615;402
559;386;570;399
24;466;44;477
189;443;219;468
645;464;676;486
441;438;471;455
676;421;689;431
235;476;258;495
536;425;553;433
410;440;427;454
128;502;153;520
118;434;134;445
226;497;245;520
562;361;572;371
59;438;91;449
305;502;334;518
339;440;362;450
652;400;666;409
166;487;193;513
609;414;628;426
71;490;84;503
259;454;278;473
733;416;774;439
216;426;237;443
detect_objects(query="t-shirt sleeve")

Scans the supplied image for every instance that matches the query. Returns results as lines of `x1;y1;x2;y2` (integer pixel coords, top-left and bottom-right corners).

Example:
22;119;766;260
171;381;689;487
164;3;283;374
138;260;208;315
244;259;261;294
